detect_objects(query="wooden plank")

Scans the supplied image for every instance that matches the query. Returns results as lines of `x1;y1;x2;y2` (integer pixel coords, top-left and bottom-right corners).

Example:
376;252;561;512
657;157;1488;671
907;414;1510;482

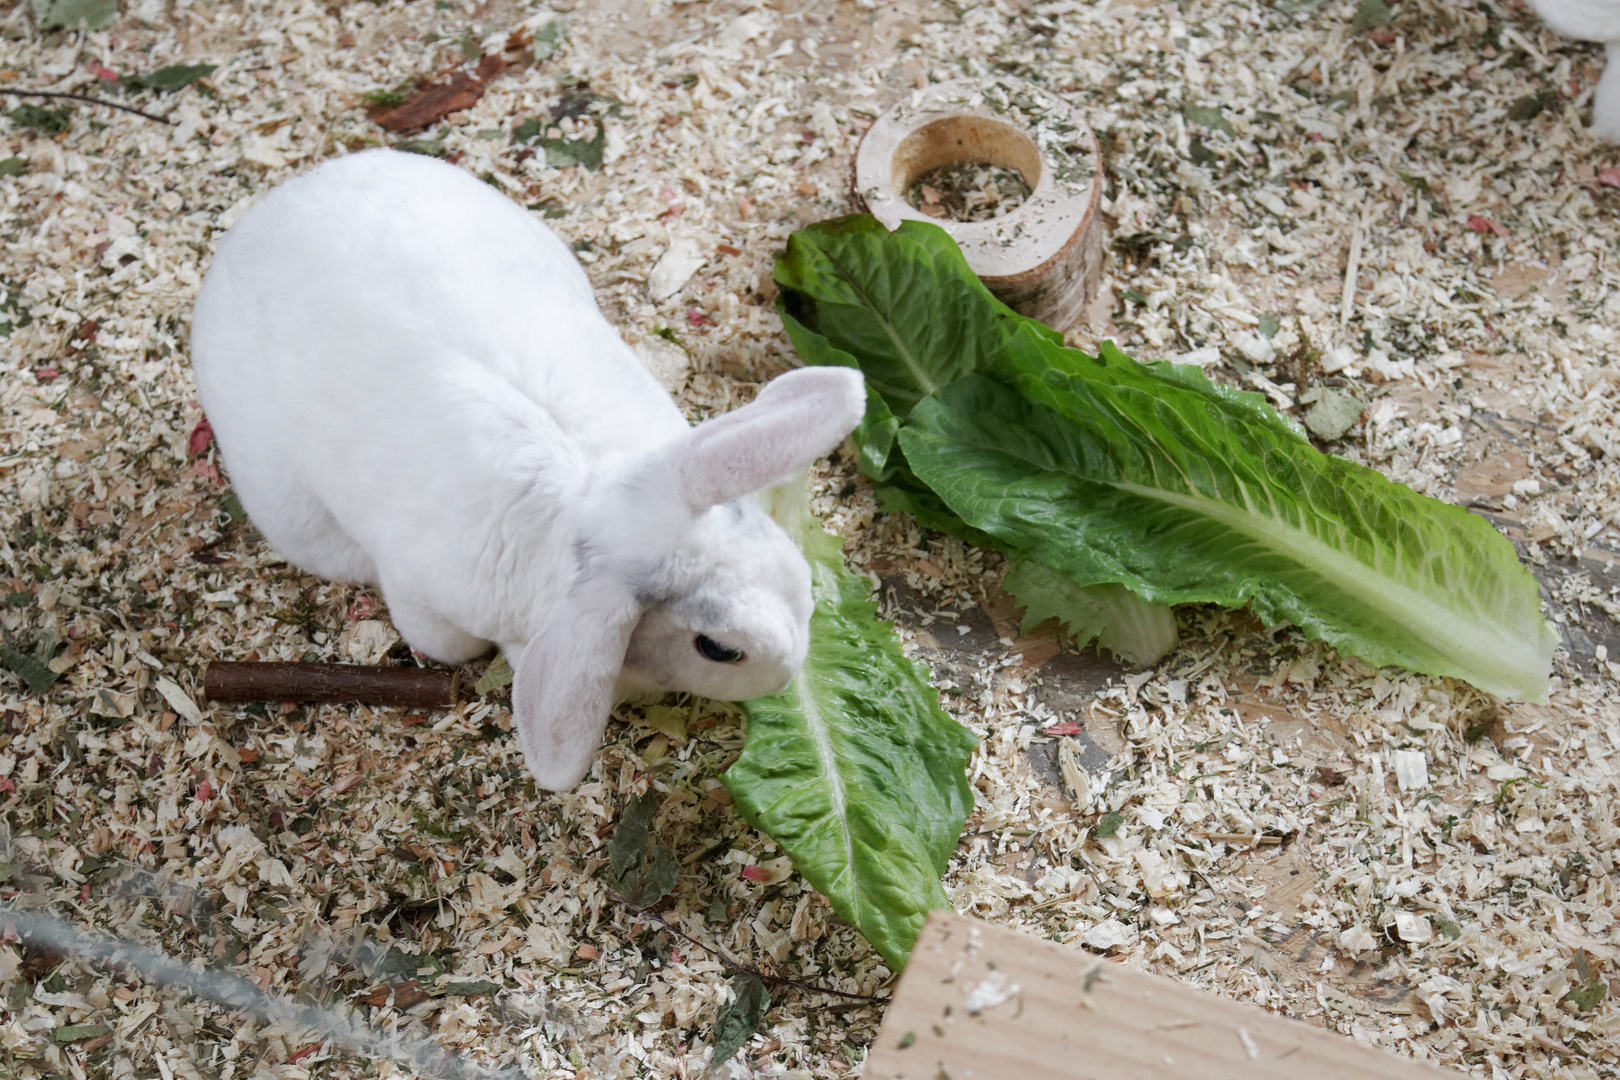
864;911;1459;1080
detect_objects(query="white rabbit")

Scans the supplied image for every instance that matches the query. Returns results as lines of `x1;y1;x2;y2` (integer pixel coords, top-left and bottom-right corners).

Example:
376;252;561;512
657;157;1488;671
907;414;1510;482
1526;0;1620;139
190;149;864;791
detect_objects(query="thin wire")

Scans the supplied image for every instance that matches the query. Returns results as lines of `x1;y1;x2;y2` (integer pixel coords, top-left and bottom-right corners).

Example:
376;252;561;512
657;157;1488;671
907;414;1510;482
2;89;172;124
0;908;523;1080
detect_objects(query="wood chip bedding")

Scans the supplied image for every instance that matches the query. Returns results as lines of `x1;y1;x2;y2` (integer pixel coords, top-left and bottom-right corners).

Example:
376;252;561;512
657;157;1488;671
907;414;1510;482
0;0;1617;1078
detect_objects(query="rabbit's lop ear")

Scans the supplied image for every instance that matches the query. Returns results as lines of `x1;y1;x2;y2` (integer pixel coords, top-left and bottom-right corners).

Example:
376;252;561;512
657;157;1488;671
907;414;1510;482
673;367;865;511
512;582;640;791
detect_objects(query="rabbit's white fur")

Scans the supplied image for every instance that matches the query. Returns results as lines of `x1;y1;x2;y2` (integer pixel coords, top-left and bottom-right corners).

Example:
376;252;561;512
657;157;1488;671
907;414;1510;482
1527;0;1620;139
191;149;864;790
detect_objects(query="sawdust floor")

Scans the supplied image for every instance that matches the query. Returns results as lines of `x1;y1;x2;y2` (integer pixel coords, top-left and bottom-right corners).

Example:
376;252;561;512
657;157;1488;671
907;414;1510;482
1;0;1619;1078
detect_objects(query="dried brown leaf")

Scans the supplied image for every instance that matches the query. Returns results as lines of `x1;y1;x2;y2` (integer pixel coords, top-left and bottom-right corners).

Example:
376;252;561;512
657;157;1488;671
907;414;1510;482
356;981;431;1009
367;57;505;132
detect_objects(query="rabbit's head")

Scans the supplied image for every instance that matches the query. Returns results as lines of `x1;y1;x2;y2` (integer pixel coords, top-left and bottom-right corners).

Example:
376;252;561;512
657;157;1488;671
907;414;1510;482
513;366;865;790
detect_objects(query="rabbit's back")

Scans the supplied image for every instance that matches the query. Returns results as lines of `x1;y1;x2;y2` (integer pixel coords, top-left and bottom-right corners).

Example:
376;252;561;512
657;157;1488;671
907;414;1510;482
1529;0;1620;42
191;150;688;613
196;150;684;461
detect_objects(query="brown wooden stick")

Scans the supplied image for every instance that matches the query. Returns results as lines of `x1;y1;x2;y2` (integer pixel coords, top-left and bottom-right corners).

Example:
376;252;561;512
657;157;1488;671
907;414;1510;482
203;662;458;708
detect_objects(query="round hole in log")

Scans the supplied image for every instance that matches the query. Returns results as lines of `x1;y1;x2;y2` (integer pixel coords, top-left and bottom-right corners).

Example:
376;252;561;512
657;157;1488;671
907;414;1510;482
891;114;1042;196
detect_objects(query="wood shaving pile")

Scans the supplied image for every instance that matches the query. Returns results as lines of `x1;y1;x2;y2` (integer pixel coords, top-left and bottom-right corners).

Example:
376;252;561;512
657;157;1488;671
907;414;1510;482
906;162;1033;221
0;0;1617;1078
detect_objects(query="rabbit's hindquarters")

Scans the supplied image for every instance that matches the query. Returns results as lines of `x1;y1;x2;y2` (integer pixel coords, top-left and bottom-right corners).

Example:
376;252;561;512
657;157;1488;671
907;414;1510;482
1527;0;1620;139
383;588;494;665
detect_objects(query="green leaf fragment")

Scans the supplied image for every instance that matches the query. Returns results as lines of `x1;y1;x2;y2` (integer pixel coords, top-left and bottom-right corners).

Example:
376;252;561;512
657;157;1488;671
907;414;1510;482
362;88;409;108
1299;386;1364;441
0;157;25;177
30;0;117;31
546;132;603;169
1350;0;1393;32
135;63;217;90
1258;313;1280;340
395;138;446;158
9;105;70;134
1183;103;1234;137
603;792;677;908
0;283;27;338
1095;811;1123;839
52;1023;111;1044
729;483;976;971
1;644;59;695
643;703;687;742
412;808;463;841
1003;556;1177;668
607;791;656;881
1564;980;1607;1011
543;128;603;170
532;18;568;62
616;846;677;908
474;652;513;694
1508;89;1558;123
511;115;606;170
711;973;770;1064
436;979;500;997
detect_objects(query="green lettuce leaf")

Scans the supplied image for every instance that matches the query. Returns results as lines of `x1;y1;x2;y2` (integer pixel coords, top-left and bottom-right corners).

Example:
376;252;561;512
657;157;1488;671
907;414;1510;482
775;218;1179;668
726;484;977;970
777;303;998;548
778;288;1169;665
1002;556;1178;668
775;216;1558;700
775;215;1046;420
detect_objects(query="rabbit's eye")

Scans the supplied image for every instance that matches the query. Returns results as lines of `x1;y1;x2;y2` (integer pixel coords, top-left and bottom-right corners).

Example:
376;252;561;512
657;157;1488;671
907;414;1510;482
695;634;745;663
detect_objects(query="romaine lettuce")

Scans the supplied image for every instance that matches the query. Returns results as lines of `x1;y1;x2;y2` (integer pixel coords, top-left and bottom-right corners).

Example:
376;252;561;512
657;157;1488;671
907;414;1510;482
726;482;977;970
774;215;1557;700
